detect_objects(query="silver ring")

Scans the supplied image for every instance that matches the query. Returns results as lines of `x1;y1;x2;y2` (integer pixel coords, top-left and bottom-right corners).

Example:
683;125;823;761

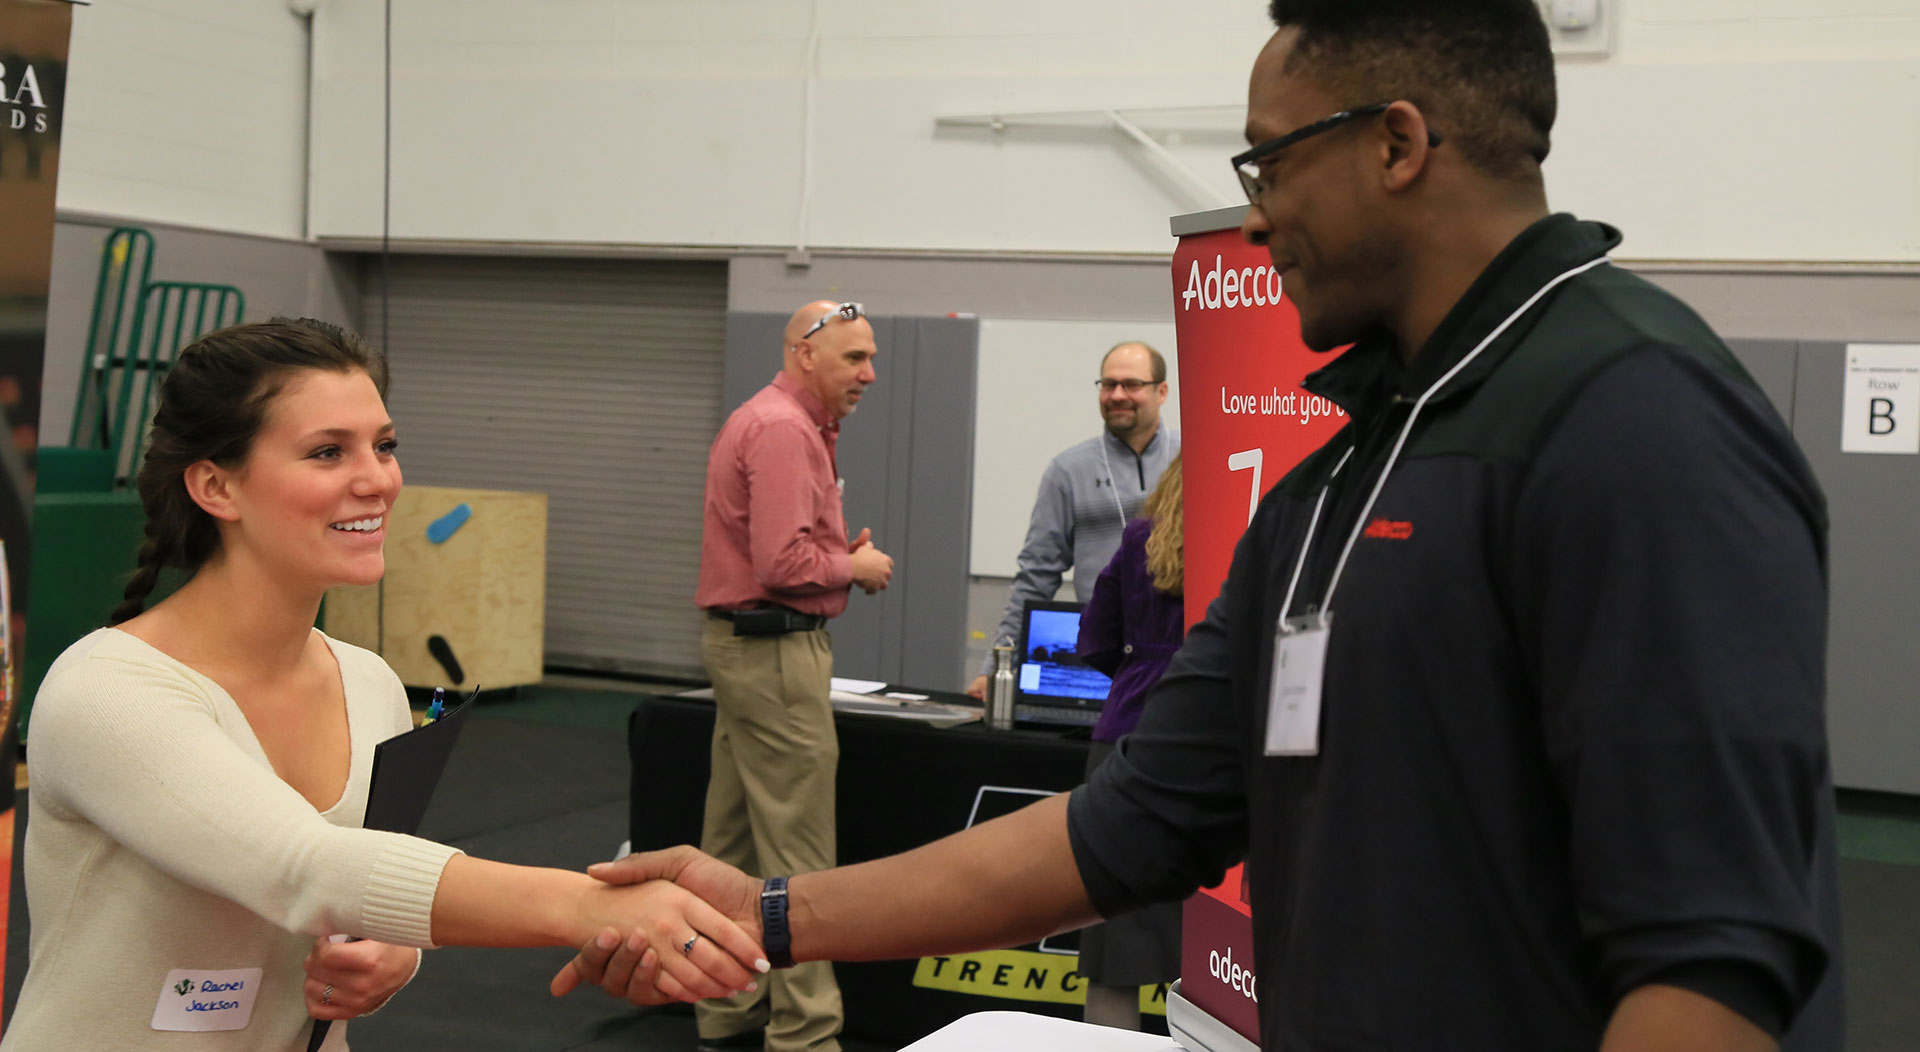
321;984;333;1006
682;934;700;955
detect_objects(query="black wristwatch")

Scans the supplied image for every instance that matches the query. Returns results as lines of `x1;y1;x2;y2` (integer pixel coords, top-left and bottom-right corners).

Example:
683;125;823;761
760;876;794;969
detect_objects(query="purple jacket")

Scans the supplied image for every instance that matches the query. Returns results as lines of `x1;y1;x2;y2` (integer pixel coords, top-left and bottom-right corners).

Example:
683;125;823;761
1076;517;1186;743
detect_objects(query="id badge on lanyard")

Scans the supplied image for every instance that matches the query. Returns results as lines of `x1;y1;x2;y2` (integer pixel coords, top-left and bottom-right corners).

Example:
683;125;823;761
1255;255;1607;759
1266;611;1331;756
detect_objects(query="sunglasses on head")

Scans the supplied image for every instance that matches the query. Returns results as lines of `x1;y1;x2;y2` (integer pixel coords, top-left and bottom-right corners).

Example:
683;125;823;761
801;302;865;339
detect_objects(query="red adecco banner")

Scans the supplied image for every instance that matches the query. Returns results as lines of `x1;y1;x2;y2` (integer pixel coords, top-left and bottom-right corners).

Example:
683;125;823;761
1171;208;1348;1045
1173;211;1348;628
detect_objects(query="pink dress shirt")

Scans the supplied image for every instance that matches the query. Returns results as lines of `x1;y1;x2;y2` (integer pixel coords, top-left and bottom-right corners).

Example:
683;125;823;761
695;371;854;617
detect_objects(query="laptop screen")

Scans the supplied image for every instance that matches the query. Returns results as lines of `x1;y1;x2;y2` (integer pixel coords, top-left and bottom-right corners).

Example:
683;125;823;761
1015;600;1114;708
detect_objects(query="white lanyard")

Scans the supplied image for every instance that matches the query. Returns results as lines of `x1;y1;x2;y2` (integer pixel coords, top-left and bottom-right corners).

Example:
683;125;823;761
1099;439;1127;524
1275;255;1612;627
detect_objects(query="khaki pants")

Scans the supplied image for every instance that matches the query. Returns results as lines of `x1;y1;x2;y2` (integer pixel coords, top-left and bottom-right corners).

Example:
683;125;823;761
696;617;843;1052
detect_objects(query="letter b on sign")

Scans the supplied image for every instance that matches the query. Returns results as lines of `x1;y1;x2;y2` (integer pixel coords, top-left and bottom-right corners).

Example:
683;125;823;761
1842;345;1920;455
1870;398;1895;435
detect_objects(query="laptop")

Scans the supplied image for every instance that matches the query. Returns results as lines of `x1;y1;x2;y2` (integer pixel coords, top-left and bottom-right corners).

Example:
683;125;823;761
1013;599;1114;727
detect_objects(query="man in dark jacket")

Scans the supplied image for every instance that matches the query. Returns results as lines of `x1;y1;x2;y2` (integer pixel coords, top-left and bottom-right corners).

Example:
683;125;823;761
568;2;1842;1049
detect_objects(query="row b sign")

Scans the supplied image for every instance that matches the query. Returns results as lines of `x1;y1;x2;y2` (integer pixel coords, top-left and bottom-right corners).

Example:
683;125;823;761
1842;344;1920;455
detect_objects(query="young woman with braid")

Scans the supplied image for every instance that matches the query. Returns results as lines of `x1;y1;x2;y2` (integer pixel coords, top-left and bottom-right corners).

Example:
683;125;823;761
4;320;765;1050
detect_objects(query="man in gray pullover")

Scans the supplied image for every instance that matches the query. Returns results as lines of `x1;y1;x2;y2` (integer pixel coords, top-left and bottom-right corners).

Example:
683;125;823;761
967;340;1180;700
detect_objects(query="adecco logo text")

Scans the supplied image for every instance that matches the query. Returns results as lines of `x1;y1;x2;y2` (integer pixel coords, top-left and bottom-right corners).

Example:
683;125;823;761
1181;255;1282;312
1208;945;1258;1003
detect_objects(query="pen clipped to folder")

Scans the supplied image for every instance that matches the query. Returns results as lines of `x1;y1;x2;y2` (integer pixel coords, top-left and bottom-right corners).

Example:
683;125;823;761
307;686;479;1051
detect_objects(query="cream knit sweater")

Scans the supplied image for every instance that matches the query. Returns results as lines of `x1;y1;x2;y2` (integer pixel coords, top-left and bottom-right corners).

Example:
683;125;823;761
3;628;461;1051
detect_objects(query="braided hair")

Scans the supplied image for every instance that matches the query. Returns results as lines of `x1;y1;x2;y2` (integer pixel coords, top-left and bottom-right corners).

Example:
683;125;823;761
109;318;389;625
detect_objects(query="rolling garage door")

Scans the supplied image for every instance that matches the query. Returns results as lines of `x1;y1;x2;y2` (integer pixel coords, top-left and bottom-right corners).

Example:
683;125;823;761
362;254;724;677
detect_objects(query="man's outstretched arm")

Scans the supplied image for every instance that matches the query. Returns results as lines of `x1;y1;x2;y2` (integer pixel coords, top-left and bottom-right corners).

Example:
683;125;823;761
553;791;1096;999
562;587;1250;1004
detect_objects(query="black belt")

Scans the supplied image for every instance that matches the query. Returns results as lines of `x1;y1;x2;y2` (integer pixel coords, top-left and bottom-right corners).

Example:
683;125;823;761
708;605;828;636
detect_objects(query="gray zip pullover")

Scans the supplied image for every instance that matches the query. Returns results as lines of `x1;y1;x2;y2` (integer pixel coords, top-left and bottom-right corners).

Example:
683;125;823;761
981;426;1179;675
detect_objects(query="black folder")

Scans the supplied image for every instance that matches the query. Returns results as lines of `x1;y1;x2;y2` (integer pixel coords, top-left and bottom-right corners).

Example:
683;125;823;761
308;689;477;1050
362;689;477;834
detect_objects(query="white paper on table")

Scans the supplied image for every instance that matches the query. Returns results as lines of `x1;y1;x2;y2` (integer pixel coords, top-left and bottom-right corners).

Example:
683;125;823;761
899;1010;1176;1051
829;677;887;694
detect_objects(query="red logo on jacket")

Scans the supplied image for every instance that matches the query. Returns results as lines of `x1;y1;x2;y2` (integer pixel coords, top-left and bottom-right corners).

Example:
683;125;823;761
1362;518;1413;540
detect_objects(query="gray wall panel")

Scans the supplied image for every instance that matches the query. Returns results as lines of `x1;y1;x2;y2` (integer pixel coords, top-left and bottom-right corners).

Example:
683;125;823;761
728;255;1173;322
722;312;784;422
1725;338;1799;423
830;315;900;684
1638;269;1920;344
1790;340;1920;794
878;317;920;681
899;317;980;686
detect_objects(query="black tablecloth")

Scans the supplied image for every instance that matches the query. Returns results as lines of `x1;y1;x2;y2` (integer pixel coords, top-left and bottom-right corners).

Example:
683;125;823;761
627;694;1101;1043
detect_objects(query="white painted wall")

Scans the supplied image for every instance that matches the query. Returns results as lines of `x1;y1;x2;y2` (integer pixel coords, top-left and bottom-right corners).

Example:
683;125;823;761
45;1;1920;258
306;0;1920;262
57;0;311;240
309;0;1262;253
970;318;1181;578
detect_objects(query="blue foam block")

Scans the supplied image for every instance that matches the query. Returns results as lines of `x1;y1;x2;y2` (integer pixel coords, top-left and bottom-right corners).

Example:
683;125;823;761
426;503;472;544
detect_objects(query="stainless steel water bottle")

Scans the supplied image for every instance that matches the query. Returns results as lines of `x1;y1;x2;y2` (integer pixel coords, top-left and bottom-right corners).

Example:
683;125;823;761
988;637;1017;730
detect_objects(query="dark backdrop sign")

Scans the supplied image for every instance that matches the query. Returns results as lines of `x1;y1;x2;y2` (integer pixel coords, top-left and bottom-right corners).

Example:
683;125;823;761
0;2;73;1028
0;0;73;798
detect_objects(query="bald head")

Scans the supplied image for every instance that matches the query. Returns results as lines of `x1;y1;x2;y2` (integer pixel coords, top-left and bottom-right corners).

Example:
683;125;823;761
783;299;878;420
785;300;843;348
1101;341;1166;382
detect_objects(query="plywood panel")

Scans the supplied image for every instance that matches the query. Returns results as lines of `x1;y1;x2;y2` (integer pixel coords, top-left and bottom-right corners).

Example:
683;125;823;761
327;485;547;690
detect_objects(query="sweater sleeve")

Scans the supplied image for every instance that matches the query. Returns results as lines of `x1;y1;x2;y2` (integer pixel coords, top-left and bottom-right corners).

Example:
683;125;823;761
1511;347;1833;1035
28;652;459;948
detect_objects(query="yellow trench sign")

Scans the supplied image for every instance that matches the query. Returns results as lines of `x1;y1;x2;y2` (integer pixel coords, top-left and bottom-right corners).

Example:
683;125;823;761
912;950;1167;1015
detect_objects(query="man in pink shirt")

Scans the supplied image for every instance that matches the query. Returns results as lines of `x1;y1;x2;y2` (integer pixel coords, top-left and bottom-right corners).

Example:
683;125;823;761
691;299;893;1052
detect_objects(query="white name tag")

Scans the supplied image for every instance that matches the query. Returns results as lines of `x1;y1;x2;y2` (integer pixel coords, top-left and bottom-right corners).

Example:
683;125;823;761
1265;613;1330;756
151;968;262;1032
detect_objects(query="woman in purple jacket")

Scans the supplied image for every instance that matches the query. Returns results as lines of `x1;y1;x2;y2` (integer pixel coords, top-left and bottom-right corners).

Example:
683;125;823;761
1074;453;1184;1029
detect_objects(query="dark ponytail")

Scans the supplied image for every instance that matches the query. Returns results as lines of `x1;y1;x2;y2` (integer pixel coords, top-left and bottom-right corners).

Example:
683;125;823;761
109;318;388;624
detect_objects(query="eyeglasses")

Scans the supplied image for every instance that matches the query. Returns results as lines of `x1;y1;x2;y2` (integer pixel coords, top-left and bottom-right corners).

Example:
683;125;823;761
801;302;865;339
1095;378;1156;394
1230;102;1443;204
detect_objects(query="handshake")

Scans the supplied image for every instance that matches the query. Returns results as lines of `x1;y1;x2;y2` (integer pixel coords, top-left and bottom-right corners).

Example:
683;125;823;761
549;845;781;1006
547;792;1093;1006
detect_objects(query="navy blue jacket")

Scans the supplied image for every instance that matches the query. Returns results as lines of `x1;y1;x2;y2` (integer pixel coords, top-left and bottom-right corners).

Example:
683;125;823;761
1068;215;1843;1050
